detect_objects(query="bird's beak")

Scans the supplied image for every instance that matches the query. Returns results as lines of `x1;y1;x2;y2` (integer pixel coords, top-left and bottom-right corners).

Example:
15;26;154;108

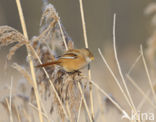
91;56;94;61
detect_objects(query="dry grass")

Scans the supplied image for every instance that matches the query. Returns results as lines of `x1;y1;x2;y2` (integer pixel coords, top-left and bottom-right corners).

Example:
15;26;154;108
0;1;156;122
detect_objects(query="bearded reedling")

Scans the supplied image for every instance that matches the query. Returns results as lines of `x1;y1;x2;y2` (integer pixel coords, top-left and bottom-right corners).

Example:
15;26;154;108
36;48;94;72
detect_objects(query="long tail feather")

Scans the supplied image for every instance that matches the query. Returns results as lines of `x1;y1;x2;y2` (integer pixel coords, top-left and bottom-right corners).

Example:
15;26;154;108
35;61;60;68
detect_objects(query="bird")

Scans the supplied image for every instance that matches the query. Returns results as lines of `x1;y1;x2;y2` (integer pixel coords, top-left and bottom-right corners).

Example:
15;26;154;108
36;48;94;72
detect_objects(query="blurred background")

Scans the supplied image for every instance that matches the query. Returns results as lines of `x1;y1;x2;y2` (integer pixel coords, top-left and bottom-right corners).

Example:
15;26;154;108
0;0;156;122
0;0;154;49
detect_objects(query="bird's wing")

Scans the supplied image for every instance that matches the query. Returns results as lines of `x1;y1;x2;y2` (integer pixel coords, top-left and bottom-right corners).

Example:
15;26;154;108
60;52;78;59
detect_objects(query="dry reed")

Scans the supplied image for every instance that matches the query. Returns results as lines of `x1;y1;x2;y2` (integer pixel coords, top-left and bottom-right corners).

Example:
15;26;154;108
0;1;156;122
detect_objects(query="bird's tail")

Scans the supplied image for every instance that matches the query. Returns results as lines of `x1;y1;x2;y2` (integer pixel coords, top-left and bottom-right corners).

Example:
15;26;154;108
35;61;60;68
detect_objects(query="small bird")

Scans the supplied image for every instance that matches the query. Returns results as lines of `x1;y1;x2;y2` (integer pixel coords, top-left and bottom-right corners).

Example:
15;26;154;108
36;48;94;72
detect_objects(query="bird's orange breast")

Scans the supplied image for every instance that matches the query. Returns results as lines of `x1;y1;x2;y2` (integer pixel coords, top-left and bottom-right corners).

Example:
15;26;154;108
58;56;87;72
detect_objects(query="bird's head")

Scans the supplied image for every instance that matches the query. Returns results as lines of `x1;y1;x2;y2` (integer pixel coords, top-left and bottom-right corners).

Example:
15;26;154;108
83;48;94;62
